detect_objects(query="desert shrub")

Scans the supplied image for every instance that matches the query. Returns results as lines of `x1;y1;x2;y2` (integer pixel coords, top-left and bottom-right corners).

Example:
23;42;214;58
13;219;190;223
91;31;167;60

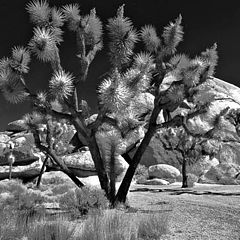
27;218;75;240
0;180;45;225
187;173;199;187
0;207;26;240
41;174;66;185
59;186;109;216
51;182;74;195
137;213;169;240
79;209;138;240
134;164;149;182
79;210;169;240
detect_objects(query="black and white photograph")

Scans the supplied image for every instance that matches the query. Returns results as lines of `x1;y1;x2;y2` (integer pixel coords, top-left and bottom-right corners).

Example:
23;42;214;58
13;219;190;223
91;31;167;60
0;0;240;239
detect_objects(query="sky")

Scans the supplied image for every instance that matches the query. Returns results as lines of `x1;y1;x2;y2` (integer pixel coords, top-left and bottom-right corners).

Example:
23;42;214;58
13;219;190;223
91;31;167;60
0;0;240;130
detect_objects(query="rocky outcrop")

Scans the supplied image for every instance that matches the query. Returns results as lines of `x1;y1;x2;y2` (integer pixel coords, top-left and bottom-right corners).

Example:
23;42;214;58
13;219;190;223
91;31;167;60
137;178;170;185
148;164;181;181
132;77;240;184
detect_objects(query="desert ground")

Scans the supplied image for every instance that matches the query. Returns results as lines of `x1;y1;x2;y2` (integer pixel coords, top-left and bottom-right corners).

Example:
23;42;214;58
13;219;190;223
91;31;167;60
128;183;240;240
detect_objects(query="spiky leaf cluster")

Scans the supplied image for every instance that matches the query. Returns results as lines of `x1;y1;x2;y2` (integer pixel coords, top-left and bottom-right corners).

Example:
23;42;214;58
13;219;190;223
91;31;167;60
49;70;74;100
50;7;65;28
98;70;134;112
124;68;151;93
169;54;190;70
27;1;65;28
23;111;45;130
107;6;138;68
181;58;207;87
2;76;29;104
28;27;59;62
200;43;218;77
11;46;31;74
140;25;161;53
166;84;185;104
82;9;103;47
0;59;29;104
133;52;155;72
162;15;183;55
62;4;81;31
26;0;51;26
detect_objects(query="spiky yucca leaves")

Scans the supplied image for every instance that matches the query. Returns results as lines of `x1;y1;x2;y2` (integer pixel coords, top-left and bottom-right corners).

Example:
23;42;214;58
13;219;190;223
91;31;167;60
11;46;31;74
124;69;151;94
28;27;59;62
0;57;12;72
166;84;185;104
98;70;133;112
133;52;155;72
26;0;51;26
23;111;45;130
1;72;29;104
62;4;81;31
162;15;183;55
181;58;207;87
107;5;138;68
34;91;51;109
140;25;161;53
82;9;103;48
49;70;74;100
50;7;65;28
200;43;218;77
169;54;190;70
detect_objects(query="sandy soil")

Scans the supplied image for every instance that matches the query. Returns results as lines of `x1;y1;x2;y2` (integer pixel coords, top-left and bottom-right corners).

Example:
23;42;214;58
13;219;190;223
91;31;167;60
128;183;240;240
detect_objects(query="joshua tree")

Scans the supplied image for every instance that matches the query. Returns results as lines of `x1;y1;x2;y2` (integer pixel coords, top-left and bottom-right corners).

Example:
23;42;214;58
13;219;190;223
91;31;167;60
161;127;202;187
0;1;219;205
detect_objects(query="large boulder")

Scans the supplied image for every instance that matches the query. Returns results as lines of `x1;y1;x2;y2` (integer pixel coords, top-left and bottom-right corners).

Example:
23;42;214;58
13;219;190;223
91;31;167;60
200;163;240;185
148;164;180;180
0;159;43;181
131;78;240;185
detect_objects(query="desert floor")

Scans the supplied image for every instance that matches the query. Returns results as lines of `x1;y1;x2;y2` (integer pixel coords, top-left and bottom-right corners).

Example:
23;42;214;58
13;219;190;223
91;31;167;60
128;183;240;240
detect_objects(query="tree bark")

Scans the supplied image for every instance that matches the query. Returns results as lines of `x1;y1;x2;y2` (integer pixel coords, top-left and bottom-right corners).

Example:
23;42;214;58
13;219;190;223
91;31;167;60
87;134;111;198
46;149;85;188
109;148;116;205
114;106;161;204
182;158;188;188
36;156;49;188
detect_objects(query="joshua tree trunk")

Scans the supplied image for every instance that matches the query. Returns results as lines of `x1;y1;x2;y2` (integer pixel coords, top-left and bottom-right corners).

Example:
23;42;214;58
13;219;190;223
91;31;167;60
46;149;85;188
36;156;49;187
182;158;188;188
9;163;12;180
109;148;116;205
114;106;160;205
87;135;111;198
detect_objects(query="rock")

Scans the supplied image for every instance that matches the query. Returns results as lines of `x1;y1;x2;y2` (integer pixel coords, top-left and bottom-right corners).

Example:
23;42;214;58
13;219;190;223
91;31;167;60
129;78;240;185
137;178;169;185
41;171;73;185
188;156;219;177
0;133;10;143
7;120;27;132
115;155;128;182
0;160;43;181
48;151;97;178
200;163;240;185
148;164;180;180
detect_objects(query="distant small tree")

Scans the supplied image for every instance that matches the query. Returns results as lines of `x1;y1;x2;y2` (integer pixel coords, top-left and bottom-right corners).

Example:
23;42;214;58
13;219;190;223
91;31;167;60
161;127;202;187
0;1;219;205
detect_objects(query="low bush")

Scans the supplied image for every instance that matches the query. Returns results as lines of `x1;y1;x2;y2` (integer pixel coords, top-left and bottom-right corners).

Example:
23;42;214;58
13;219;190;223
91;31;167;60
187;173;199;187
27;218;76;240
59;186;109;216
134;164;149;182
137;213;169;240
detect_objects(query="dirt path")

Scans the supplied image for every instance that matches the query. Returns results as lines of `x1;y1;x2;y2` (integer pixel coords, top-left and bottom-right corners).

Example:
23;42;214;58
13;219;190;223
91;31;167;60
128;184;240;240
